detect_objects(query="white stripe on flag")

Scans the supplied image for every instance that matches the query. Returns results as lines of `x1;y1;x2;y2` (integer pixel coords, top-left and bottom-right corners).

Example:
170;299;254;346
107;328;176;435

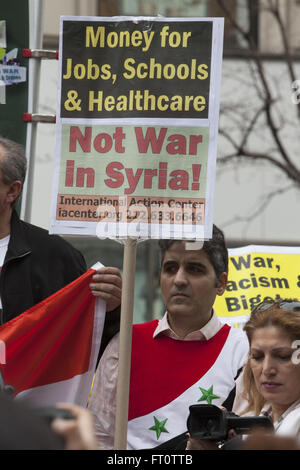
16;370;94;407
15;262;107;408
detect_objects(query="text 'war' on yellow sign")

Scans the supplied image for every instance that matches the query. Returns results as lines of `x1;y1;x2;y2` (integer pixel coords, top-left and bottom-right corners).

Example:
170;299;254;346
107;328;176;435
50;16;224;240
214;245;300;328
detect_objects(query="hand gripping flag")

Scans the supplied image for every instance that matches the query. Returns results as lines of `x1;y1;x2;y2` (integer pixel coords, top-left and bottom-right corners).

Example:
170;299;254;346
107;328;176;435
0;262;106;407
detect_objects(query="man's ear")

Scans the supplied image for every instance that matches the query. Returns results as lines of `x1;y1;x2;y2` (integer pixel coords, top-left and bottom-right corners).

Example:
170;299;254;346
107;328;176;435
6;180;22;205
216;272;228;296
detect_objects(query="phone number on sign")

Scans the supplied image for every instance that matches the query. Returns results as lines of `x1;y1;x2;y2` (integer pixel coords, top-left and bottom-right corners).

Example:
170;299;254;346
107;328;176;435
97;208;203;224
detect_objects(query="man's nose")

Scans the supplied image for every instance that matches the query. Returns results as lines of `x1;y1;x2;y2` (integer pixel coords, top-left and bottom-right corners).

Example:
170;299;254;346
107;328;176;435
174;267;188;286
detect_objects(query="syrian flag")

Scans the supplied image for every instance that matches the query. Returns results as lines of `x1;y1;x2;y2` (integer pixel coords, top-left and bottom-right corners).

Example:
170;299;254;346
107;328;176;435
0;262;106;407
127;321;249;449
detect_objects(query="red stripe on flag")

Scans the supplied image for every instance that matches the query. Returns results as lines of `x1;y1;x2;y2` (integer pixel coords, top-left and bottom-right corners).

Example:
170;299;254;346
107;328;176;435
0;268;96;395
129;321;230;420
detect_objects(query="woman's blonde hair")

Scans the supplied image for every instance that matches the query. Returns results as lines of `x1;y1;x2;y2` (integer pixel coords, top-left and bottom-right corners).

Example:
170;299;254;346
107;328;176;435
241;301;300;416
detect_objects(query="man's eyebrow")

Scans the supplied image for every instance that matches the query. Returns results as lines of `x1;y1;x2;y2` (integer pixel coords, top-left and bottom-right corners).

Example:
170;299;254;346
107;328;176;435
186;261;206;269
162;260;207;269
162;260;178;266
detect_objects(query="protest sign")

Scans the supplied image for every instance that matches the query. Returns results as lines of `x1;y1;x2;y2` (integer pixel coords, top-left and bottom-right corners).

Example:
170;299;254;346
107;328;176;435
214;245;300;327
0;2;45;222
0;3;29;148
51;16;224;450
50;16;224;240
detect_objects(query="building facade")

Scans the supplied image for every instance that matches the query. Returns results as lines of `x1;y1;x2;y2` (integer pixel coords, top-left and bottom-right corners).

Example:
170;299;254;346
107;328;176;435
31;0;300;322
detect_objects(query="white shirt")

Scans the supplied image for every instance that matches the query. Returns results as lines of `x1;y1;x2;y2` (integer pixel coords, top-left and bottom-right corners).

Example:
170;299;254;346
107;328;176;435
154;310;223;341
0;235;9;267
260;399;300;442
0;235;10;309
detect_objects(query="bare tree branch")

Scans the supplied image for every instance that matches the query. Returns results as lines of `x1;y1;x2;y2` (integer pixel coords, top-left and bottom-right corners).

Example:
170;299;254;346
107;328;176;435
267;0;300;100
221;183;295;230
216;0;300;183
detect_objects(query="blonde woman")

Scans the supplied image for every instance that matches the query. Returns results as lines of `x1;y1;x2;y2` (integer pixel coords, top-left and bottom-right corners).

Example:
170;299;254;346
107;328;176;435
186;300;300;450
240;300;300;441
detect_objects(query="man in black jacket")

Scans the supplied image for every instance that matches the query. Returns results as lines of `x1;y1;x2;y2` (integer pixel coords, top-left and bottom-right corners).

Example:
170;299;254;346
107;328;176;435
0;136;121;355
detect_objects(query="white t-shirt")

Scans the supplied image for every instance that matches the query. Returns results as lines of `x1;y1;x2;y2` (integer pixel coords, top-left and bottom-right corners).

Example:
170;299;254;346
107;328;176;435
0;235;10;309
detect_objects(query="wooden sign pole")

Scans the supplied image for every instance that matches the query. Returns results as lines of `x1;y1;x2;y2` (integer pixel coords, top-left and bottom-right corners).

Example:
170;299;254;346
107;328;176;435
114;237;137;450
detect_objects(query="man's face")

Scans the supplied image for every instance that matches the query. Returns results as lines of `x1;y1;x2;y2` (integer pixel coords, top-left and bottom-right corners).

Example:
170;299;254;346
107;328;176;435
0;146;21;213
0;148;10;212
160;242;227;327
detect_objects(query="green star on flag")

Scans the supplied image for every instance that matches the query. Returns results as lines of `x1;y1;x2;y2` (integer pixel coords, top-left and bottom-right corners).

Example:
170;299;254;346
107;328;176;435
149;416;169;440
198;385;220;404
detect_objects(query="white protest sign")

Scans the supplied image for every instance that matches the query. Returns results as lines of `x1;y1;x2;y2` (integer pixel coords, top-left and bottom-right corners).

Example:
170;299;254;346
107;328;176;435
50;16;224;241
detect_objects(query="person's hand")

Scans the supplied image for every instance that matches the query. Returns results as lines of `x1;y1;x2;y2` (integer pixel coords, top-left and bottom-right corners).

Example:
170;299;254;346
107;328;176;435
185;433;219;450
89;266;122;312
51;403;98;450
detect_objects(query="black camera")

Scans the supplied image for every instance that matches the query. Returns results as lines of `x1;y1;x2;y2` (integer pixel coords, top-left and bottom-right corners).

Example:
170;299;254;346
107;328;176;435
187;404;273;441
32;406;75;424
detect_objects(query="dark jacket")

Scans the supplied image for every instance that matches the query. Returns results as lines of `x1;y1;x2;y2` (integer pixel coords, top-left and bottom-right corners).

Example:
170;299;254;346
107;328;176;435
0;211;120;356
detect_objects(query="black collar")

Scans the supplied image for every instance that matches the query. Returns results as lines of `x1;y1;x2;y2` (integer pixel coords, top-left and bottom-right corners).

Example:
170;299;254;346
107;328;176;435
4;211;31;263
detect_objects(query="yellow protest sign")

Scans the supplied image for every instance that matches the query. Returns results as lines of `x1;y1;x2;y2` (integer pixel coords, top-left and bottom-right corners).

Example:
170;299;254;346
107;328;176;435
214;245;300;327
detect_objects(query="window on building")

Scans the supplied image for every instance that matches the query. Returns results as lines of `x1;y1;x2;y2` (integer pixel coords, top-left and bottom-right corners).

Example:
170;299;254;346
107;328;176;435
120;0;259;55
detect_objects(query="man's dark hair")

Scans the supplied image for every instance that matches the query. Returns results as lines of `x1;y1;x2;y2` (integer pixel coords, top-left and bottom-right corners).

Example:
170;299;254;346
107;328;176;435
158;225;228;280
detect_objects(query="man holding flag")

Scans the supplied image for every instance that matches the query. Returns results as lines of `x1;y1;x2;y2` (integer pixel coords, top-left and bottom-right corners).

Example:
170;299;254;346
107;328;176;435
0;136;121;408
